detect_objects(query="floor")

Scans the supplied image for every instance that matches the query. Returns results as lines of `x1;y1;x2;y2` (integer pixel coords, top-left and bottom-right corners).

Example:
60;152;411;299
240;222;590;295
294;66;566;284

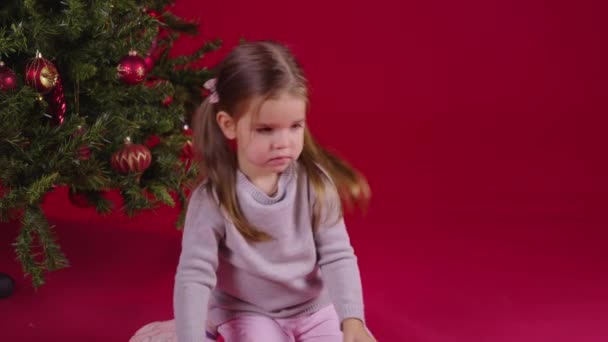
2;186;607;341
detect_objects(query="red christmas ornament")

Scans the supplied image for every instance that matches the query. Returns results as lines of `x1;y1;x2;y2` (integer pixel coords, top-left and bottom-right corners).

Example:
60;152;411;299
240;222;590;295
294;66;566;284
78;145;91;160
144;55;155;72
111;137;152;175
46;74;66;125
145;135;161;149
117;51;147;85
161;95;173;106
0;61;17;91
25;52;59;95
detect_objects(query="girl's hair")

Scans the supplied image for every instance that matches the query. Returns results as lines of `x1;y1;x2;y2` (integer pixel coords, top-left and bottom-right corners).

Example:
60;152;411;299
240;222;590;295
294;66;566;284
192;40;370;242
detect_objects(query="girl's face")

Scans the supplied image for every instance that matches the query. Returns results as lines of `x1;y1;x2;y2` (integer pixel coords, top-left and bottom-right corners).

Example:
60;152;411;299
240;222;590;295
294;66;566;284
217;92;307;178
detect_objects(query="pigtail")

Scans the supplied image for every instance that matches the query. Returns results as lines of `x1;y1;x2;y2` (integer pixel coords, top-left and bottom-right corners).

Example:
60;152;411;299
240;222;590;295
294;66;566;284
300;128;371;230
192;98;272;242
193;98;235;185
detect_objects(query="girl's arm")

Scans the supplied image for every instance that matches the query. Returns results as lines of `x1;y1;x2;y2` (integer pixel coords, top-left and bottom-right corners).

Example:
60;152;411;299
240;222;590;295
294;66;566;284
312;183;366;325
173;186;224;342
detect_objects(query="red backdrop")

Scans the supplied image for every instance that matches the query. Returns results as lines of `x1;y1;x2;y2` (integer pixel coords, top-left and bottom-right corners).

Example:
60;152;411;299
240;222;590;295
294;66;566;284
2;1;608;341
167;0;608;340
170;0;608;226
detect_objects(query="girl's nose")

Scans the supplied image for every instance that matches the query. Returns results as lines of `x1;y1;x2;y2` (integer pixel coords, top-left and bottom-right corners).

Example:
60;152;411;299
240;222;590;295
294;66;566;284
272;131;289;149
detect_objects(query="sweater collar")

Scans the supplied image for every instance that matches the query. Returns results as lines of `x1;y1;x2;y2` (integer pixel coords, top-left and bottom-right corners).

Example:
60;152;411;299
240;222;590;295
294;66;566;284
236;161;296;205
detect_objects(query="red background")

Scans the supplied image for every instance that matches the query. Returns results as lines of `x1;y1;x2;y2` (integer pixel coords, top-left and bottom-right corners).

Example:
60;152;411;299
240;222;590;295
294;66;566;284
2;0;608;341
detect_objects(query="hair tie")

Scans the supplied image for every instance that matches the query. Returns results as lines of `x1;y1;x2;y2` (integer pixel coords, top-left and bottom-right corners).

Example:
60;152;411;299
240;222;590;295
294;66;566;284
203;78;219;104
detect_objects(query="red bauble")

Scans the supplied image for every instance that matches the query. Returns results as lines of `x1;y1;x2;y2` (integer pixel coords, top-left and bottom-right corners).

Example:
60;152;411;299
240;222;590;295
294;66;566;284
144;55;155;72
0;62;17;91
117;51;147;85
78;145;91;160
161;95;173;106
25;52;59;95
111;137;152;174
145;135;161;149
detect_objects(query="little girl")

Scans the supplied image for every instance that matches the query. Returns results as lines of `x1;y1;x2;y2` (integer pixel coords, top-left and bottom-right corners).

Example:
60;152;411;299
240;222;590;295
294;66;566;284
130;41;375;342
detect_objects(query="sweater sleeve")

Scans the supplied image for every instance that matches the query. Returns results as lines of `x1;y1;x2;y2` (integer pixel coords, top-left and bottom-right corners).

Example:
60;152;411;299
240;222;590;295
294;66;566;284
173;185;224;342
312;180;366;324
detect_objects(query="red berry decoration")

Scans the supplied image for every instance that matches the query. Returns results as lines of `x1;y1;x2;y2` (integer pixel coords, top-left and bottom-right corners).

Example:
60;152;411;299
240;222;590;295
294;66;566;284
117;50;147;85
0;61;17;91
111;137;152;175
25;52;59;95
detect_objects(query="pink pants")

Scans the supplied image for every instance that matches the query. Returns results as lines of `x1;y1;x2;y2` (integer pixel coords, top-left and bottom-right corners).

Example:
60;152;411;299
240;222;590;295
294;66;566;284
129;305;343;342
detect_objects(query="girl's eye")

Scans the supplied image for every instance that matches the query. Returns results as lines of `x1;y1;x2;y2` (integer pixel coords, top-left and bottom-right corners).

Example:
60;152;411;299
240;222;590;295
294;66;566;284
292;123;304;129
256;127;273;134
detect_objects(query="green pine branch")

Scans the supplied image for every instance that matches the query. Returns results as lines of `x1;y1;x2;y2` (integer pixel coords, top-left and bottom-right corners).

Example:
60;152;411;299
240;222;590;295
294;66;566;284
1;0;219;287
14;205;69;288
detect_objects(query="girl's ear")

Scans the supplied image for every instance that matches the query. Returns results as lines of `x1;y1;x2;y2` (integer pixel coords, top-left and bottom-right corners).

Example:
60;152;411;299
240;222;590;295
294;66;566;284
216;111;237;140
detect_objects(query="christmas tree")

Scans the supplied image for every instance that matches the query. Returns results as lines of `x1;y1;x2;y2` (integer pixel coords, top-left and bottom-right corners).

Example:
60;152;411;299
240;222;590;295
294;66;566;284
0;0;221;288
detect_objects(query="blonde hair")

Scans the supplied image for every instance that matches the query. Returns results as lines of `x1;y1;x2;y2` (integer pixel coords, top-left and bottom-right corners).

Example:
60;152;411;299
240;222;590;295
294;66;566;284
192;41;370;242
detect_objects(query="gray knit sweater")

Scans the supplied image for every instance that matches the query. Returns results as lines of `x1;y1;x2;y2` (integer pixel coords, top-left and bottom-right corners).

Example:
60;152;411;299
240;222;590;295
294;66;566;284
173;161;364;342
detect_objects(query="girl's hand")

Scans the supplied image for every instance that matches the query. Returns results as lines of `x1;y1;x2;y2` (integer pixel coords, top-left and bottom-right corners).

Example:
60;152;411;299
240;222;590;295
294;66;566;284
342;318;377;342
